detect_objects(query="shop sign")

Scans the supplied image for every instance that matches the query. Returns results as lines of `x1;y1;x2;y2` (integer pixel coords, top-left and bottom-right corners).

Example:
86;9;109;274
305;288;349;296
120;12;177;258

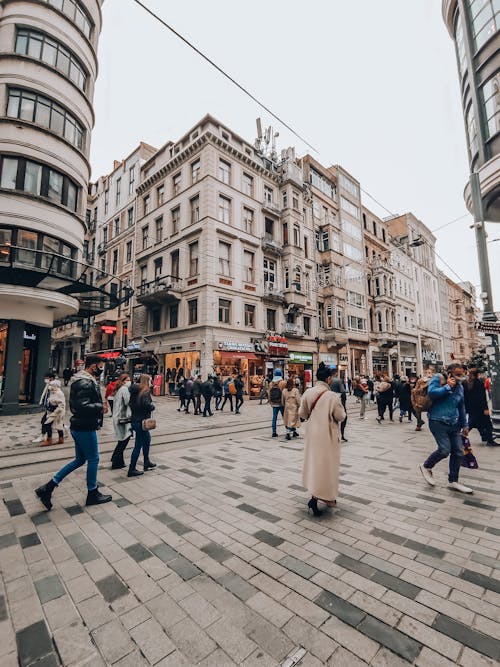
422;349;441;363
339;353;348;363
289;352;313;363
23;331;37;341
218;341;254;352
320;353;338;366
126;341;141;352
255;334;288;356
101;325;117;334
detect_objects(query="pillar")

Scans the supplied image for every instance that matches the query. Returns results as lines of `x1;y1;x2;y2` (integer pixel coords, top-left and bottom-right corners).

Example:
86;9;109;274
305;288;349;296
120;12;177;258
2;319;24;413
33;326;52;403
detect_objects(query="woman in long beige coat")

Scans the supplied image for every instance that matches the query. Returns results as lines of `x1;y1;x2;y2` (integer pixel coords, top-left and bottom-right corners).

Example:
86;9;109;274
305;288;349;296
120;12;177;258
282;378;300;440
299;362;346;516
42;380;66;446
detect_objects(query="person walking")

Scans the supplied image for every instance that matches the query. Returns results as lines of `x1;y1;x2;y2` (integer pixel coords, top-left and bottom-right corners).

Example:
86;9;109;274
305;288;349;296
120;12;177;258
330;369;348;442
268;369;285;436
184;376;194;414
35;356;112;509
177;376;186;412
463;368;499;446
62;367;72;387
367;377;375;403
192;376;202;415
220;376;234;412
234;374;244;414
300;362;346;517
419;363;472;493
376;375;394;423
259;376;269;405
201;376;215;417
41;380;66;446
398;376;413;422
110;373;133;469
353;376;368;419
213;375;223;410
33;371;56;443
105;375;117;416
128;374;156;477
282;377;300;439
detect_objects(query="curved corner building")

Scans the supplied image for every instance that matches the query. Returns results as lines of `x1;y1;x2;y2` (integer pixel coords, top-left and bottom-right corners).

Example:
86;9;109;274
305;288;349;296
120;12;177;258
0;0;109;412
443;0;500;220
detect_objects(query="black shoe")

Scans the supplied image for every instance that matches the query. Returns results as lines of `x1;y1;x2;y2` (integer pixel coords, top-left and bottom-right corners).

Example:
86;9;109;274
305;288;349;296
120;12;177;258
292;431;299;438
111;461;126;469
127;469;144;477
307;497;322;517
486;440;500;446
86;488;112;506
341;437;348;442
272;432;278;438
399;416;403;423
144;462;157;470
286;433;291;440
35;480;56;510
235;411;240;414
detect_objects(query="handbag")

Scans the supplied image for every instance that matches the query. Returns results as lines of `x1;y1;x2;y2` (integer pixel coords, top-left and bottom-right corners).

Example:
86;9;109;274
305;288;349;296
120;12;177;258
118;417;131;425
461;436;478;469
142;418;156;431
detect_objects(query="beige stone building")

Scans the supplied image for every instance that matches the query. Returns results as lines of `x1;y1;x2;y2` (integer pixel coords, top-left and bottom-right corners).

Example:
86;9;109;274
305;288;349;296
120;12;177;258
446;277;478;364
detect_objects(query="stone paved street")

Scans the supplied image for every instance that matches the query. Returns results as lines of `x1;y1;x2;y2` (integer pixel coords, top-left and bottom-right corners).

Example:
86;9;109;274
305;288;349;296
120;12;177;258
1;397;500;666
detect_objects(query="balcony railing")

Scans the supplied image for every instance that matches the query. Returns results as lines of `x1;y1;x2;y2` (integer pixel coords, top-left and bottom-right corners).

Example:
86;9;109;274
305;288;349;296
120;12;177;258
261;235;284;254
262;198;282;216
136;276;183;305
323;329;349;344
263;282;285;301
282;322;306;337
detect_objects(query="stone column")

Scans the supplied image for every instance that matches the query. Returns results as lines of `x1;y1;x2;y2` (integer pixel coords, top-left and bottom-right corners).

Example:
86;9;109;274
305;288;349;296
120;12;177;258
2;319;24;413
34;326;52;403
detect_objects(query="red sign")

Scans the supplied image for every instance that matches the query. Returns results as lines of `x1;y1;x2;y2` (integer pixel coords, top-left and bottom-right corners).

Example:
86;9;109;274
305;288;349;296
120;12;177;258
101;325;117;334
268;335;288;356
100;351;120;359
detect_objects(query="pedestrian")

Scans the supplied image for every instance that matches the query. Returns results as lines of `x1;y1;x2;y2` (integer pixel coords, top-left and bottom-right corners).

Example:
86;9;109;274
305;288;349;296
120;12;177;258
184;376;194;413
201;376;215;417
484;375;491;401
220;376;234;412
398;376;413;422
419;363;472;493
62;367;72;387
347;377;352;395
392;374;402;411
128;374;156;477
259;376;269;405
192;376;202;415
234;374;244;414
268;369;285;436
282;377;300;439
411;369;434;431
376;375;394;423
353;376;368;419
300;362;346;517
177;376;186;411
367;377;375;403
105;375;117;415
463;368;499;446
213;374;223;410
110;373;133;469
35;356;112;509
330;369;348;441
33;371;56;443
41;380;66;446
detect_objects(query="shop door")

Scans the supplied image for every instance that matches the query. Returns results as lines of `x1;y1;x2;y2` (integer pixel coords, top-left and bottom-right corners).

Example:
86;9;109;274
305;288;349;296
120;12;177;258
19;326;38;403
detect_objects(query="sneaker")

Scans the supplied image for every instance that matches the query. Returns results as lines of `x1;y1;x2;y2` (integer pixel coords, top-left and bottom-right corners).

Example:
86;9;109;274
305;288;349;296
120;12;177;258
271;433;278;438
448;481;473;494
419;464;435;487
376;417;382;424
32;434;45;443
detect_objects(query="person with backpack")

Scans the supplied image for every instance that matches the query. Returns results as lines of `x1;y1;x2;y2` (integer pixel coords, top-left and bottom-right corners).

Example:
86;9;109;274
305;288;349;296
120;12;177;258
375;375;394;423
330;369;348;441
220;376;235;412
398;376;413;422
353;376;368;419
269;369;285;437
463;368;499;446
234;374;244;414
419;363;472;494
191;376;202;415
201;376;215;417
411;370;434;431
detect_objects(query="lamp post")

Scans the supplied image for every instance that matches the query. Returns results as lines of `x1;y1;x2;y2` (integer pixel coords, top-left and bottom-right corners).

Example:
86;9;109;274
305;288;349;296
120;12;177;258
470;173;500;437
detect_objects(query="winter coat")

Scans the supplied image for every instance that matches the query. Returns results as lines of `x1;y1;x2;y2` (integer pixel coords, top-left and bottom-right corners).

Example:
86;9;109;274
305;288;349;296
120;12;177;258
201;381;214;399
428;374;466;428
399;382;412;413
299;381;346;502
69;370;104;431
45;388;66;431
282;387;300;429
234;378;244;397
213;378;222;397
192;379;202;396
376;381;394;404
129;384;155;420
463;378;489;421
112;385;132;441
184;379;193;397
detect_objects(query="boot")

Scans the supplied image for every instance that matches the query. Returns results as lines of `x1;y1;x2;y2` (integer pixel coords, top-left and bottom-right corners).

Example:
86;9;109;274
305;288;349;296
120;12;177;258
144;461;156;471
307;497;323;517
127;468;143;477
85;487;112;506
40;437;53;447
57;432;64;444
35;479;57;510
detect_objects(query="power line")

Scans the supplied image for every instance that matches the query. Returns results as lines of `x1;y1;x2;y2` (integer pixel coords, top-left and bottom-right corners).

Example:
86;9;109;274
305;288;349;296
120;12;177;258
431;213;470;233
130;0;319;154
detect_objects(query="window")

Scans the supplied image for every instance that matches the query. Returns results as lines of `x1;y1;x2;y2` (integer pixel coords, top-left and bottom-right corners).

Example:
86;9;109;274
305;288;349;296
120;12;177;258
292;192;299;210
15;29;87;91
188;299;198;325
6;88;84;148
189;241;198;276
346;290;366;308
171;206;180;234
332;231;341;252
218;241;230;275
282;190;288;208
242;207;254;234
126;241;132;263
343;242;363;262
303;316;311;335
141;226;148;250
140;265;147;289
284;265;289;289
347;315;366;332
372;220;377;236
103;227;108;244
157;184;164;206
173;172;181;194
127;207;134;227
336;307;344;329
115;177;121;206
264;185;274;204
155;217;163;243
190;196;200;224
154;257;163;279
112;249;118;274
151;309;161;332
219;159;231;184
283;222;289;245
293;225;300;246
104;187;109;214
304;236;309;259
128;165;135;195
191;159;200;183
263;258;276;284
169;303;178;328
114;217;120;236
243;250;254;283
219;299;231;324
310;167;335;198
218;195;231;224
467;0;500;51
244;304;255;327
318;304;324;329
481;75;500;140
377;311;383;332
382;228;386;243
342;219;362;240
362;213;367;229
242;172;253;196
466;104;478;157
340;195;360;219
266;308;276;331
171;249;179;278
339;173;359;197
0;155;78;211
264;218;274;239
143;195;150;215
326;306;333;329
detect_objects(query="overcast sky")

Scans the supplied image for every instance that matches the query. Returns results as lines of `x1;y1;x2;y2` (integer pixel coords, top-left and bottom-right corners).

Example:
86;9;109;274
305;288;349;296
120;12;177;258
90;0;500;307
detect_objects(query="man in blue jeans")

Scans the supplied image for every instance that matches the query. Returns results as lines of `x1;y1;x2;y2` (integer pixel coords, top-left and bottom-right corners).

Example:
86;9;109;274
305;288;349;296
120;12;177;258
269;369;285;437
419;363;472;494
35;356;112;510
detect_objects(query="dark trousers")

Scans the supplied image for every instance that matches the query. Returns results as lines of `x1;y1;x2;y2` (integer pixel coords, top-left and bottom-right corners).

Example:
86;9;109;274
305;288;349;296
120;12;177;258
424;420;463;483
235;396;244;412
45;423;63;440
469;413;493;443
215;395;222;409
130;420;151;470
377;399;393;420
111;437;131;466
184;396;194;413
221;395;233;411
203;397;213;416
340;395;347;437
412;407;424;427
194;396;201;414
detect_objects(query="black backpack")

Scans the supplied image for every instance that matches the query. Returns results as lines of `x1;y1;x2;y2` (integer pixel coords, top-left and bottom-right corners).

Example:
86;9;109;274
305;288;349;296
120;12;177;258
269;383;282;404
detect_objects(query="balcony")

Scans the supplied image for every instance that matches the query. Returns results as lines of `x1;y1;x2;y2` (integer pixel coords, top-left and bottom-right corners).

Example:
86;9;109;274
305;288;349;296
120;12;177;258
377;333;398;348
263;282;285;303
283;322;305;337
323;329;349;345
262;198;282;216
261;236;284;255
283;288;308;309
97;242;107;255
136;276;183;305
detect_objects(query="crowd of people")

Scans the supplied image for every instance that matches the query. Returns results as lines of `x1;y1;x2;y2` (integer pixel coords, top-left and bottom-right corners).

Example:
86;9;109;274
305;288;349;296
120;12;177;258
33;354;496;515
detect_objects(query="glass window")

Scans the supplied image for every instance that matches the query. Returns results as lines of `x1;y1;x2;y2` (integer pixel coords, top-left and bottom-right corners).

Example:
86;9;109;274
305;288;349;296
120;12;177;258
169;303;178;328
17;229;38;266
218;241;230;275
266;308;276;331
173;172;181;194
0;157;18;189
45;0;93;38
127;207;134;226
20;92;36;122
466;104;479;157
188;299;198;325
155;217;163;243
189;241;198;276
0;228;13;263
242;172;253;196
219;299;231;324
191;159;200;183
126;241;132;262
263;258;275;284
24;161;43;194
190;196;199;223
66;181;77;211
481;75;500;139
157;184;164;205
171;206;180;233
340;196;360;220
218;195;231;224
142;226;149;250
47;170;63;202
243;207;254;233
310;167;335;198
243;250;254;282
218;159;231;184
467;0;499;50
454;12;468;78
339;173;359;197
244;304;255;327
171;249;179;277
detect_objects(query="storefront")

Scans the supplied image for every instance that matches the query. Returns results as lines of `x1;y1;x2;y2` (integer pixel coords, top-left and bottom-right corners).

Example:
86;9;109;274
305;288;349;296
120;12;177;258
287;351;313;388
350;346;367;377
399;341;418;377
164;349;200;383
421;339;444;373
319;353;338;372
213;341;263;397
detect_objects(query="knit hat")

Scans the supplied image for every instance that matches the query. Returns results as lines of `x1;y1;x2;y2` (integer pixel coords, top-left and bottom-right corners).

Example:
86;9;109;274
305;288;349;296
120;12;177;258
272;369;283;381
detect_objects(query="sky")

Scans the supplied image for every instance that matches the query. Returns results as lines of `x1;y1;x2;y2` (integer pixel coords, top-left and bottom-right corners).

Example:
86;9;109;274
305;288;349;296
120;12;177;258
90;0;500;307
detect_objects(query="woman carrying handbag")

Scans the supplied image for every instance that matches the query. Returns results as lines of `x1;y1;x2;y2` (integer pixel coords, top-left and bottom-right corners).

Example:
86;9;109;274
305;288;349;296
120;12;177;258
110;374;133;469
128;374;156;477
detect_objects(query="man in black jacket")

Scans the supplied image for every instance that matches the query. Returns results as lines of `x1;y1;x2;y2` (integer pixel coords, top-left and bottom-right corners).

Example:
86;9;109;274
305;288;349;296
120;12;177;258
201;377;214;417
35;356;112;510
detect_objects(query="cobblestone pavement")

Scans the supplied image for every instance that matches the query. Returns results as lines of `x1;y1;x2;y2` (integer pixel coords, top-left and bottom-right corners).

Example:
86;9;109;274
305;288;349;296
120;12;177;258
1;398;500;666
